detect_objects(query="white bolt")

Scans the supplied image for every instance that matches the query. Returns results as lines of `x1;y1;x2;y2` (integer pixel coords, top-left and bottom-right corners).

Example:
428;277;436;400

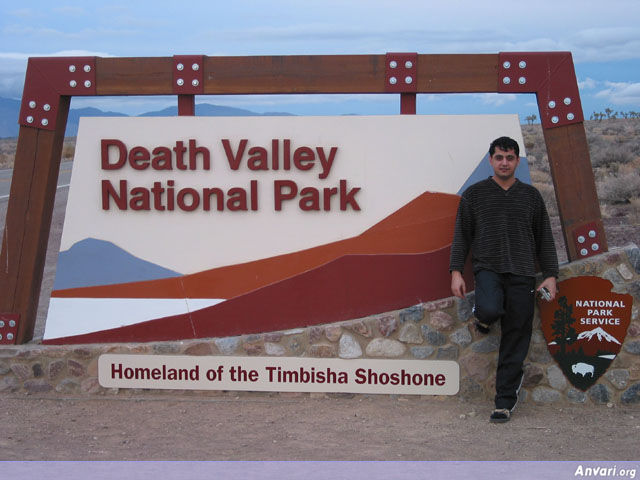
548;100;556;108
192;63;200;71
503;77;511;85
564;97;571;105
518;77;526;85
578;235;585;243
503;61;511;69
389;76;397;85
83;65;91;73
177;78;184;86
0;334;2;340
0;320;4;327
7;333;13;341
8;320;15;327
69;80;77;88
84;80;92;88
389;61;397;69
580;248;588;256
69;65;76;72
26;116;34;123
177;63;184;71
29;101;36;108
405;76;413;84
551;116;559;124
43;104;50;111
592;243;600;251
588;230;596;238
567;113;575;121
192;79;199;87
41;119;48;126
519;60;527;68
405;60;413;69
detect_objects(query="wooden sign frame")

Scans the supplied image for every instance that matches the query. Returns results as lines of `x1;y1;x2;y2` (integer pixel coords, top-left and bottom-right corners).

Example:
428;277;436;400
0;52;606;344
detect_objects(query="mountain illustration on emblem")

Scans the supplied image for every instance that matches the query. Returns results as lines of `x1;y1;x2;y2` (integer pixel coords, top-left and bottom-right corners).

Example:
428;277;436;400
538;277;633;392
576;327;621;345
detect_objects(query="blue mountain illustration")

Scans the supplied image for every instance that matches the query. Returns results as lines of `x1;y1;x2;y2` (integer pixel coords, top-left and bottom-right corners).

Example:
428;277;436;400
53;238;182;290
457;153;532;194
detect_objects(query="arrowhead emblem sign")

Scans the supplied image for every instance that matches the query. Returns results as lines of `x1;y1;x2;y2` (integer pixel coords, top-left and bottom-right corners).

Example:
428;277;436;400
538;276;633;391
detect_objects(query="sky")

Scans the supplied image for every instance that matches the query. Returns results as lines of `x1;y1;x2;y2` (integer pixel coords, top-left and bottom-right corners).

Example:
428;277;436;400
1;0;640;121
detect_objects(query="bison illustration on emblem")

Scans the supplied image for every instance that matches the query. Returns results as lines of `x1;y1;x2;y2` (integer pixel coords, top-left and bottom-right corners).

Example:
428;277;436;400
571;362;594;377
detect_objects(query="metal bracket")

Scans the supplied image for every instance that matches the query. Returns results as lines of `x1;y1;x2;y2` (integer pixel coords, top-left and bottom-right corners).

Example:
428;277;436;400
571;221;605;259
498;52;583;129
173;55;204;95
0;313;19;344
19;57;97;131
385;53;417;93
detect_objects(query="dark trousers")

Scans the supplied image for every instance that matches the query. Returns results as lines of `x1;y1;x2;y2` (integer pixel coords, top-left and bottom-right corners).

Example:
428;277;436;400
474;270;535;410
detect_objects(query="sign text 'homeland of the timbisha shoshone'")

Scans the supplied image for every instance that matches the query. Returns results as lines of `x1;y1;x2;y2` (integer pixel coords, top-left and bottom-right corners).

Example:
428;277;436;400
44;115;530;345
98;355;459;395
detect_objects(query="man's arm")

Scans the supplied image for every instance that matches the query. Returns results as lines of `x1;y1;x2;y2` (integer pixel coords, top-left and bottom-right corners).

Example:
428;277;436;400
451;270;466;299
533;190;559;280
532;189;559;301
537;276;557;301
449;196;472;273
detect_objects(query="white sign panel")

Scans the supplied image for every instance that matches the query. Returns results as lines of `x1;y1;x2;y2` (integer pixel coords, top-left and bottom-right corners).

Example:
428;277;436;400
45;115;527;344
99;354;460;395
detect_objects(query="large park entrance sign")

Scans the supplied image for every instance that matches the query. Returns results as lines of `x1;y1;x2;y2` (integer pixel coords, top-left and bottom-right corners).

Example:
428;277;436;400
44;114;524;343
1;52;607;344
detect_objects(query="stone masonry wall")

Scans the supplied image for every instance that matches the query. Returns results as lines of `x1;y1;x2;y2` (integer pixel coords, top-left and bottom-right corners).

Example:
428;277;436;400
1;244;639;406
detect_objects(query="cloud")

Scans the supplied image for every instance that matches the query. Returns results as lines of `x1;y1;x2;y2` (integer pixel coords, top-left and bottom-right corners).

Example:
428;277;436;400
52;6;85;16
7;8;36;19
0;50;113;99
477;93;517;107
595;81;640;106
579;77;597;90
569;27;640;61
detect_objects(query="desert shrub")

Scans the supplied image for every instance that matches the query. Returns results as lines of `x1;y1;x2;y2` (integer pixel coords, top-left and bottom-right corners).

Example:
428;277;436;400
61;143;75;160
601;125;624;136
0;153;12;169
529;169;552;184
533;182;559;216
597;172;640;204
590;145;633;169
628;139;640;155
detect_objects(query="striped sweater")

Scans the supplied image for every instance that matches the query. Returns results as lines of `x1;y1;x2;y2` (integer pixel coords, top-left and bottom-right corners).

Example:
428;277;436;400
449;178;559;279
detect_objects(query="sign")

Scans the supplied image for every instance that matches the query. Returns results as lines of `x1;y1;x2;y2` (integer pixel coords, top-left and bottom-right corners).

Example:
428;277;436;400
98;354;459;395
538;276;633;391
44;115;527;344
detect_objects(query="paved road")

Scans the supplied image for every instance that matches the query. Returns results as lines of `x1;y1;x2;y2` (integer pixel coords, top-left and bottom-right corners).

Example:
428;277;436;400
0;160;73;201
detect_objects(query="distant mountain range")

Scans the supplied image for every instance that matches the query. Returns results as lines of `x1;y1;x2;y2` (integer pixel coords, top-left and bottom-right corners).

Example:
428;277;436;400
0;96;292;138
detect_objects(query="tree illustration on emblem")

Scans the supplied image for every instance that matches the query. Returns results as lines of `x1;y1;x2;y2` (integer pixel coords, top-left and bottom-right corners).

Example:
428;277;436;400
552;296;577;355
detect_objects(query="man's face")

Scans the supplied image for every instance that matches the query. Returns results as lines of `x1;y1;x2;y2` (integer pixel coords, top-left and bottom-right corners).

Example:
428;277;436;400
489;146;519;181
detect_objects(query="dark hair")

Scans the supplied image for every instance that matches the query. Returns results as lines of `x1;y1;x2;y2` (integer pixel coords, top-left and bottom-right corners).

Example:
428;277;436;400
489;136;519;157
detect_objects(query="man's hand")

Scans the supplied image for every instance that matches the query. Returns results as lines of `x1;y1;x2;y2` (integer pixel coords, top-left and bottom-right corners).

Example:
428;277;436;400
537;276;557;301
451;270;466;299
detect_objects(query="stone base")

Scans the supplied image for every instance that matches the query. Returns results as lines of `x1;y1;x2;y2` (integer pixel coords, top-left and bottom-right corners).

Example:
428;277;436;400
2;244;639;406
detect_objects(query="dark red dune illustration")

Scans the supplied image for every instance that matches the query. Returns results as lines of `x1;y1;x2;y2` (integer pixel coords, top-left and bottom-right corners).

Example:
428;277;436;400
44;191;473;344
44;246;472;344
52;192;461;300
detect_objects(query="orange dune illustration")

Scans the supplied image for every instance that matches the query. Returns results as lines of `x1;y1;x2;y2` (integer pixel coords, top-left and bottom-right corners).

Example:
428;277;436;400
52;191;460;299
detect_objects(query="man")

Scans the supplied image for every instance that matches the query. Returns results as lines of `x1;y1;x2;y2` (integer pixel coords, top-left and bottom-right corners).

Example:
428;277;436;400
449;136;558;423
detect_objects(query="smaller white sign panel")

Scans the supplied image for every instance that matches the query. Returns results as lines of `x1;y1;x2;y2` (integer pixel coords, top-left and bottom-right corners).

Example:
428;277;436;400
99;354;459;395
